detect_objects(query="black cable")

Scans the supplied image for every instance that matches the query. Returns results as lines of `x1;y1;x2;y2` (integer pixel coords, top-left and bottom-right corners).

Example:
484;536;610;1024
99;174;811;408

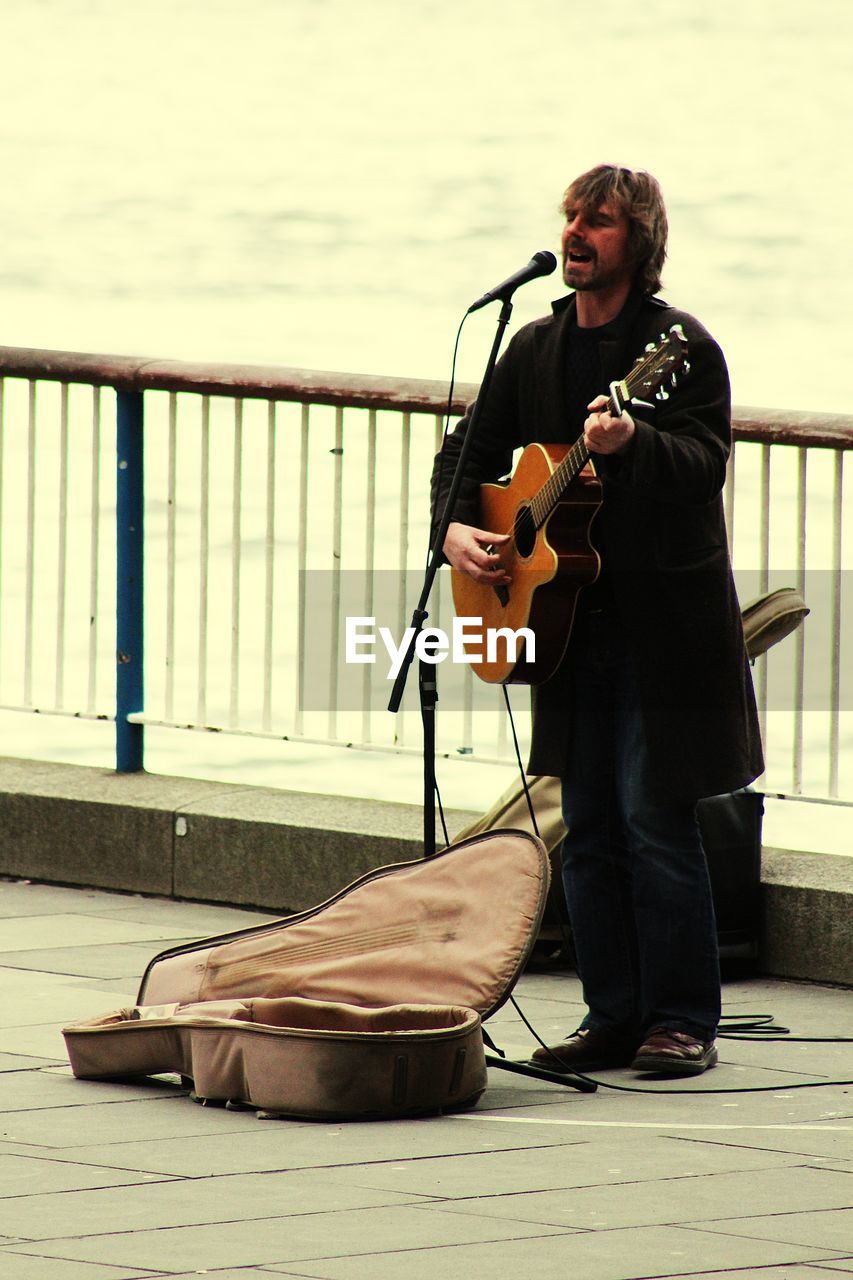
506;993;853;1095
435;786;449;848
718;1014;786;1034
690;1012;853;1041
722;1034;853;1042
502;684;540;840
429;310;469;845
427;311;468;572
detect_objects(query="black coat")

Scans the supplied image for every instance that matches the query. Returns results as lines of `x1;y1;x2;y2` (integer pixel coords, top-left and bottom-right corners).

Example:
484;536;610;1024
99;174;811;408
431;290;764;802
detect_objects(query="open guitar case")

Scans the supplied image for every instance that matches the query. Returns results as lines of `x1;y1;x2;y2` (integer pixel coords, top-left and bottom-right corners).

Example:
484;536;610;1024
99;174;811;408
64;830;552;1120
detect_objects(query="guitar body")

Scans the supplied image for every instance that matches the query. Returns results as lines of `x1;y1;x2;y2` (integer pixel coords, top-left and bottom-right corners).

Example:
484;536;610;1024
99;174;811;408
451;443;603;684
446;325;689;686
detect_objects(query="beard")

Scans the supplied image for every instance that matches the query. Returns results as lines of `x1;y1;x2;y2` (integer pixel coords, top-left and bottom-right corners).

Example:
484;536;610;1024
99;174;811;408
563;254;628;292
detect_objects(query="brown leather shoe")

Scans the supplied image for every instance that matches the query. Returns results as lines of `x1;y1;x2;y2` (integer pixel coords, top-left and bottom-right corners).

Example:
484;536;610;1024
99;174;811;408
631;1027;718;1076
530;1027;637;1072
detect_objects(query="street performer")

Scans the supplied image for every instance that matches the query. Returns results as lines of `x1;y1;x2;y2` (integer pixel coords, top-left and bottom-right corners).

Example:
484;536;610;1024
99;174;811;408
431;164;763;1076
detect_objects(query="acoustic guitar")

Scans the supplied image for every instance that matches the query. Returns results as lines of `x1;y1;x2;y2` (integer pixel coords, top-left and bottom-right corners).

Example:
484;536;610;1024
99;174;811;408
450;325;689;685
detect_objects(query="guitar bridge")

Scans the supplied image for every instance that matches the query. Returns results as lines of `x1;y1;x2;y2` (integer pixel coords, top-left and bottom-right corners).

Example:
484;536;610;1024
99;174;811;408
493;584;510;607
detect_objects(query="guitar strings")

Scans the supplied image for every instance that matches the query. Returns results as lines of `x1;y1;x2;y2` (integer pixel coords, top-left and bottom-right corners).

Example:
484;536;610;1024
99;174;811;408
528;330;680;530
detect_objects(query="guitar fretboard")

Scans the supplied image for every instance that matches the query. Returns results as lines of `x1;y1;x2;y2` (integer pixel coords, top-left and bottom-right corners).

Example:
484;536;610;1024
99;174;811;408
528;389;618;530
526;326;685;530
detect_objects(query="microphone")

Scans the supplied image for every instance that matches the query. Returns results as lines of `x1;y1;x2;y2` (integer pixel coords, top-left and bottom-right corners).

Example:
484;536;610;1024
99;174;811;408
467;250;557;313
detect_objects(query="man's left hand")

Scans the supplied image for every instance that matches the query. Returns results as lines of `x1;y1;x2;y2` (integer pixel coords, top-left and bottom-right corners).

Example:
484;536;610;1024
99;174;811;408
584;394;635;455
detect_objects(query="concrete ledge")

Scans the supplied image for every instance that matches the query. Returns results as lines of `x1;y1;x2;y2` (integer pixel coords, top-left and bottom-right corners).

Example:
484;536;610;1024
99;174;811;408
760;847;853;986
0;757;849;985
0;757;479;913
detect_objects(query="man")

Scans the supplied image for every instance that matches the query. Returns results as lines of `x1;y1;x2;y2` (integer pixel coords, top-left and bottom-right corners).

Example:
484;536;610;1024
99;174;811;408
432;164;763;1076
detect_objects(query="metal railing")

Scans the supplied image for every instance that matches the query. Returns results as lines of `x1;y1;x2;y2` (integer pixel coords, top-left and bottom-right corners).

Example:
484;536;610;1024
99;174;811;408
0;344;849;804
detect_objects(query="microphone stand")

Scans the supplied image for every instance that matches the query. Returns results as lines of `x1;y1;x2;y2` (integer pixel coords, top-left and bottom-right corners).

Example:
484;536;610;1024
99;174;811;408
387;296;514;859
386;294;596;1096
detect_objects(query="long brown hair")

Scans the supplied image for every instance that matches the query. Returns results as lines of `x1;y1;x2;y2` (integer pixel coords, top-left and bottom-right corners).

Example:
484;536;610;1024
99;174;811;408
560;165;668;295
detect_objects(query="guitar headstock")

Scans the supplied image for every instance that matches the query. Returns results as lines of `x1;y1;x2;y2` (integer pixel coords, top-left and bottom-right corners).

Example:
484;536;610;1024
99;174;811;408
610;324;690;412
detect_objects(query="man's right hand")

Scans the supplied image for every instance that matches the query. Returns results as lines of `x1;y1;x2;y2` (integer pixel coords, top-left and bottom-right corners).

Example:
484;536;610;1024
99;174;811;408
443;522;511;585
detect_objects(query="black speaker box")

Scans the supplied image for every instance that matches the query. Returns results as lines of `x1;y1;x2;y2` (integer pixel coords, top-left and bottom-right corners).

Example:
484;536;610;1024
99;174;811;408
698;788;764;959
532;789;764;968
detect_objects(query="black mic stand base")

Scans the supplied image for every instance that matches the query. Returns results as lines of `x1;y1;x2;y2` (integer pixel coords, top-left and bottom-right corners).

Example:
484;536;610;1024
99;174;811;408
485;1053;598;1093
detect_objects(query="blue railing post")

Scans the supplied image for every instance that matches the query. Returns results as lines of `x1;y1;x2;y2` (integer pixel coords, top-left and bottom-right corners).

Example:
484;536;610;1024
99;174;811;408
116;389;144;772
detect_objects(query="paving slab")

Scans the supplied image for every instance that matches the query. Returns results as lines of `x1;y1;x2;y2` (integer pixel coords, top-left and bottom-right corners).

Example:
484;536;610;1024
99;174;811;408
544;1269;853;1280
0;913;195;952
0;941;192;980
0;879;155;918
0;1050;60;1072
2;1203;569;1272
0;1020;96;1061
35;1120;583;1178
0;979;140;1059
142;1272;313;1280
1;1093;271;1149
66;898;279;932
428;1164;853;1230
448;1089;853;1130
0;875;272;936
703;1038;853;1079
0;1254;161;1280
249;1221;848;1279
488;1122;853;1164
0;1168;433;1241
323;1133;825;1198
0;1067;182;1114
661;1131;853;1168
0;1152;175;1198
693;1208;853;1251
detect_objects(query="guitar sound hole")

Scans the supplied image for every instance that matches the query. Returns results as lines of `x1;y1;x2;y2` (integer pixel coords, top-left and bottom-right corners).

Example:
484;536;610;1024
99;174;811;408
514;505;536;559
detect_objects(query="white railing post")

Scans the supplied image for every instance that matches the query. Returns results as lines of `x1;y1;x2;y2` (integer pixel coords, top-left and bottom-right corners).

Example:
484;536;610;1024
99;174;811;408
262;399;276;733
295;402;310;736
361;408;377;745
24;381;37;707
792;447;807;794
165;392;178;722
197;396;210;726
229;398;243;729
87;387;102;715
829;451;844;798
328;406;344;741
0;380;4;686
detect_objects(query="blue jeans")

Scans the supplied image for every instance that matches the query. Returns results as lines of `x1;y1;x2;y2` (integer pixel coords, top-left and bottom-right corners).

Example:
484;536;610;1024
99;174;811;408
560;610;721;1043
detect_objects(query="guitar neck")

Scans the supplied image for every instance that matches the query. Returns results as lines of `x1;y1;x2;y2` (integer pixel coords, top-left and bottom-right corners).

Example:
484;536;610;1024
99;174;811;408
529;388;620;530
526;325;687;530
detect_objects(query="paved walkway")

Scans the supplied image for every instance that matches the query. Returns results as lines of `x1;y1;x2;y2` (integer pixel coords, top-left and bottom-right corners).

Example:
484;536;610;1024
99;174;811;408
0;876;851;1280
